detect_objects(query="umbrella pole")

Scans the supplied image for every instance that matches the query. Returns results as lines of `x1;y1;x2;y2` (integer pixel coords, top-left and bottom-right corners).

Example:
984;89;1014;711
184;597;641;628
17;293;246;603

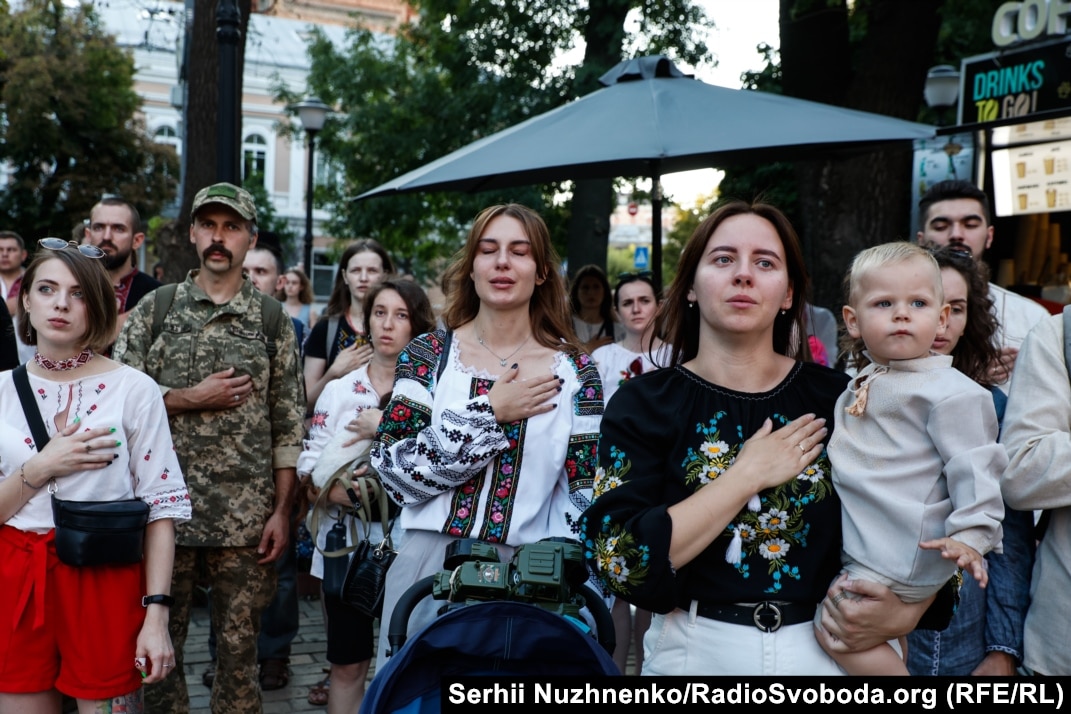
651;174;662;295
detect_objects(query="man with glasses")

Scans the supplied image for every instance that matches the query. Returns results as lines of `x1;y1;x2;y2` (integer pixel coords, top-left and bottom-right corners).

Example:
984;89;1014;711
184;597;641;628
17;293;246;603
82;196;161;354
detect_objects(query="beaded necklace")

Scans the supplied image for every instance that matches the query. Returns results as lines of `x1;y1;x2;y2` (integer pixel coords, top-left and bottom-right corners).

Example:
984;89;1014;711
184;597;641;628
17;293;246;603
34;348;94;371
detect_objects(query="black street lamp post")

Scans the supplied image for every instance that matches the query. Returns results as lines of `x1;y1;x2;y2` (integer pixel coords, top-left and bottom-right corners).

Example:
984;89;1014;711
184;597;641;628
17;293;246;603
294;97;330;274
216;0;242;183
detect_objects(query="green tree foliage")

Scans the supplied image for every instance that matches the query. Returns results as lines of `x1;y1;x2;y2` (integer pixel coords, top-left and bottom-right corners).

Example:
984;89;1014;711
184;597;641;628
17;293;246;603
0;0;177;241
275;0;711;280
713;0;1006;313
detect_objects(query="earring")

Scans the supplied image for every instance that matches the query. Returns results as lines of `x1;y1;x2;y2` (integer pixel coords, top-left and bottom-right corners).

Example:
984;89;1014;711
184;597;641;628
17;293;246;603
688;301;695;309
780;309;786;316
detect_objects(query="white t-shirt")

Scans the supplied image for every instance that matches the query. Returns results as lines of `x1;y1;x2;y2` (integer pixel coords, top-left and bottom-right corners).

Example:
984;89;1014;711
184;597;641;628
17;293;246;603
592;341;672;405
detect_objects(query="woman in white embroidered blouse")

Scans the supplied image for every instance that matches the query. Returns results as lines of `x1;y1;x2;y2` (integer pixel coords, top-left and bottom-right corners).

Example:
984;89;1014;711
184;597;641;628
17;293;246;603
0;241;190;711
370;204;604;675
298;278;435;713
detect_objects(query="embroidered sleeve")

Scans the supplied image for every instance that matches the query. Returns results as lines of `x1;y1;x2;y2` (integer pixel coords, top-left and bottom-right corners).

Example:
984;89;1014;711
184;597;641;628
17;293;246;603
580;380;678;613
127;372;191;523
371;332;510;506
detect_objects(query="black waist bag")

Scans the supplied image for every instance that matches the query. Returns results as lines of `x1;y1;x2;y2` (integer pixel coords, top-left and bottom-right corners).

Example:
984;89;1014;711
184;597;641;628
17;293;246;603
51;494;149;567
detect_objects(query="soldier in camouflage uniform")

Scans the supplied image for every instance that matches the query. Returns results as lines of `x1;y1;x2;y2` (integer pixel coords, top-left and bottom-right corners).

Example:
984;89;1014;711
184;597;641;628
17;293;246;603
112;183;306;714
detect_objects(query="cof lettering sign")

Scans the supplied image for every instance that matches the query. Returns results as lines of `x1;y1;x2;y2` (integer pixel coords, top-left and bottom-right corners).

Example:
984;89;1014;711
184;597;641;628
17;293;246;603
992;0;1071;48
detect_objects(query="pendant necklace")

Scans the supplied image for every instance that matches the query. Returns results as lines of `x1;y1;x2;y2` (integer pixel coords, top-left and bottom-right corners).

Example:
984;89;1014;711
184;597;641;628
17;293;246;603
476;329;531;367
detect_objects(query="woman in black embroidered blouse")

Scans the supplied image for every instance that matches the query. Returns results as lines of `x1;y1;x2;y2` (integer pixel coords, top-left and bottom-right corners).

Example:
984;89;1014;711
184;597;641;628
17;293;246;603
581;200;949;675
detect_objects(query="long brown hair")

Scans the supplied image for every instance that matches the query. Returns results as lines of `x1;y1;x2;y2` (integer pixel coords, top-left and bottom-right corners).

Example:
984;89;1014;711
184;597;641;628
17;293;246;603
930;246;999;386
440;204;577;351
324;239;396;318
658;199;811;366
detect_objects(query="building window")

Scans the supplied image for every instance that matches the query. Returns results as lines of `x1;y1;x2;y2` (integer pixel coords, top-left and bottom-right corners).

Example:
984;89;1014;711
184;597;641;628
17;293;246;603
311;247;335;302
242;133;268;187
153;124;181;152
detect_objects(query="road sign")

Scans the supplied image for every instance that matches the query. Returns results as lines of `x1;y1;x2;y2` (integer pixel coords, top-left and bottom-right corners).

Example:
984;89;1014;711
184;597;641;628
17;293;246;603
634;246;649;269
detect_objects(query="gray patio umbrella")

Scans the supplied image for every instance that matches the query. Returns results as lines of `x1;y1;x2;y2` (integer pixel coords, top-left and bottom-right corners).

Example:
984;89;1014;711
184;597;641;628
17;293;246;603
357;55;936;279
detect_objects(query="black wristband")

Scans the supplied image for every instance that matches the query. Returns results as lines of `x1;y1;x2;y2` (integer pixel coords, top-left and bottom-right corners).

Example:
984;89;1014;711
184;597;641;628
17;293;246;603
142;594;175;608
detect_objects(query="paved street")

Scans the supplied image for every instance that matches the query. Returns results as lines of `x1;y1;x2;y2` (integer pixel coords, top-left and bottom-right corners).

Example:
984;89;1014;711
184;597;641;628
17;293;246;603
185;595;344;714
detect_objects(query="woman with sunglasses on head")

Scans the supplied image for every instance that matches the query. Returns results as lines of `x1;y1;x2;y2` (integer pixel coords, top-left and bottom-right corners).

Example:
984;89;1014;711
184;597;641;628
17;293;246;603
580;201;958;675
591;270;667;675
0;239;190;712
304;240;396;412
370;204;603;675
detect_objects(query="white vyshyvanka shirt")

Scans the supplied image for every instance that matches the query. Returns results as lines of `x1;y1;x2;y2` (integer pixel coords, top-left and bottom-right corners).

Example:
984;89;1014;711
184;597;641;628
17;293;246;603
371;330;603;547
0;364;190;532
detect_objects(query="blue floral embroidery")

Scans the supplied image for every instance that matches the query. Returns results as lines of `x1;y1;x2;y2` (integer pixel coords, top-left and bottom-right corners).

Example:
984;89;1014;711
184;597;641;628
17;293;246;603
680;411;833;593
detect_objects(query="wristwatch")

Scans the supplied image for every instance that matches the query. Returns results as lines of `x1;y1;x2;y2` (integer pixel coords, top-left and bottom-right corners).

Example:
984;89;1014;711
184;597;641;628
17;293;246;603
142;594;176;608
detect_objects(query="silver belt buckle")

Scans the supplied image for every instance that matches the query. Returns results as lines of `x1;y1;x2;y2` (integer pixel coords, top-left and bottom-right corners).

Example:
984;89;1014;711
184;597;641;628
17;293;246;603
752;601;783;632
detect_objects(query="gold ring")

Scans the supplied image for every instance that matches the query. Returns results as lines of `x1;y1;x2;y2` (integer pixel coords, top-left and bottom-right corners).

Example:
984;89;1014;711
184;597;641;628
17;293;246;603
831;592;847;609
798;442;806;453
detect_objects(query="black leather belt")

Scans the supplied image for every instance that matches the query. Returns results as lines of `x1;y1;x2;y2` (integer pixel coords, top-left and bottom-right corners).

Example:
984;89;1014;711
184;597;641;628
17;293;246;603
685;600;814;633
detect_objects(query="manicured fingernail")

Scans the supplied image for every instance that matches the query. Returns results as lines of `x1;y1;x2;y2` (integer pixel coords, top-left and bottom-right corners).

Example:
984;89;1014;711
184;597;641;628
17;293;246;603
140;671;147;679
109;427;117;433
556;386;562;392
551;403;558;408
74;416;80;424
115;440;122;447
558;377;564;384
511;363;518;369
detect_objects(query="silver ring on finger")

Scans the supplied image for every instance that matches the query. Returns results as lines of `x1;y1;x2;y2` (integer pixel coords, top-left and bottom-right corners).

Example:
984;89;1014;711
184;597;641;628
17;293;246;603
233;394;240;402
831;592;847;609
798;442;806;453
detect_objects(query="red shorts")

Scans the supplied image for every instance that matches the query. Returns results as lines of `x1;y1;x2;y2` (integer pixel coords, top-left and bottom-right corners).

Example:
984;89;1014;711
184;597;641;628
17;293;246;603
0;525;145;700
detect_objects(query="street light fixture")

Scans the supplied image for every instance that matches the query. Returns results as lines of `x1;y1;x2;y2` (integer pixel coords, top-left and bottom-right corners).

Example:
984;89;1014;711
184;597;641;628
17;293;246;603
294;96;330;274
923;64;961;123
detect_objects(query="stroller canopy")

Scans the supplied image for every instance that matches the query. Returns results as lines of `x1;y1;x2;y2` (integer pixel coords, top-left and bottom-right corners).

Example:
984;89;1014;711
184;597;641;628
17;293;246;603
362;601;620;714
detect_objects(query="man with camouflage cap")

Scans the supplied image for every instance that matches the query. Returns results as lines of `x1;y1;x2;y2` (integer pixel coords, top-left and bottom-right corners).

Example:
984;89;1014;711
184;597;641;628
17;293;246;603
113;182;306;714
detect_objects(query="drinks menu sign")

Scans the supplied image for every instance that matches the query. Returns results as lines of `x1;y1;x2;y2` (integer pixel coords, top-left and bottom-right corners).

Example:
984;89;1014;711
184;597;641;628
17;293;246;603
993;138;1071;216
960;36;1071;126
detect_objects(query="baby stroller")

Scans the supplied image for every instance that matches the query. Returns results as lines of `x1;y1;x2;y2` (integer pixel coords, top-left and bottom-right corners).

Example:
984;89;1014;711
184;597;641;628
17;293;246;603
360;537;620;714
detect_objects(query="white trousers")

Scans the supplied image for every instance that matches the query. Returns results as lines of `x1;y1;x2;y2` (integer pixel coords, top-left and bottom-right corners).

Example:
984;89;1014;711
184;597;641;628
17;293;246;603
641;602;847;676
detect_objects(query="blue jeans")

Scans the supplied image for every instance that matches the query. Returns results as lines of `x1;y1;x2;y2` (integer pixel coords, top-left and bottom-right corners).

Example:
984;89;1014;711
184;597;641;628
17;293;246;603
906;504;1035;675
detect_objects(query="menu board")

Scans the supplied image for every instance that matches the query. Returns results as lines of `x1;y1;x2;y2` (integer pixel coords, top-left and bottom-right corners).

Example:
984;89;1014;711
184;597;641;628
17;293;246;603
993;139;1071;216
993;117;1071;146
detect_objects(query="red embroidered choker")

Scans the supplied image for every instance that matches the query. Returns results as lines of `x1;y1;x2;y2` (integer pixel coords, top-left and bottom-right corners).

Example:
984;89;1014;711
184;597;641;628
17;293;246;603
34;349;95;371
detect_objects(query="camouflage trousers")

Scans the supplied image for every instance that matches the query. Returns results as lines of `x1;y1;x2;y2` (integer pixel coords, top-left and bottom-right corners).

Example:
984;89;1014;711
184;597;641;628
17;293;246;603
144;546;277;714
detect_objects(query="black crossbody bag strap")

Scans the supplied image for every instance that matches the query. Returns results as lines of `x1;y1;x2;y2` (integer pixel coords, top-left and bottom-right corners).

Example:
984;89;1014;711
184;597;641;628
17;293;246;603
13;364;50;449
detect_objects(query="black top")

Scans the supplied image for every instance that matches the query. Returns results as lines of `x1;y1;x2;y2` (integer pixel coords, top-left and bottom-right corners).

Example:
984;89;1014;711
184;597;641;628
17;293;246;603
0;299;19;371
582;361;850;612
125;270;162;312
304;313;368;367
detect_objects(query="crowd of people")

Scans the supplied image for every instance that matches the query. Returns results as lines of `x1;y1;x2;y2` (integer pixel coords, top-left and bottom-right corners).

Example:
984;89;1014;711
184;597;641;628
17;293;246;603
0;177;1066;714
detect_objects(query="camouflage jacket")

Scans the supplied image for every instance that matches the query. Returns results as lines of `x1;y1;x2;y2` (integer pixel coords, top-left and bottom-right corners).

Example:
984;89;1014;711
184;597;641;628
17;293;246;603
112;271;306;547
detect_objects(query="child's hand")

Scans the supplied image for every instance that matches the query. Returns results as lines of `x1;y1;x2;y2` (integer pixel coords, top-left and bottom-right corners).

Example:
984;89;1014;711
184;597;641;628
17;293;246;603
920;537;987;587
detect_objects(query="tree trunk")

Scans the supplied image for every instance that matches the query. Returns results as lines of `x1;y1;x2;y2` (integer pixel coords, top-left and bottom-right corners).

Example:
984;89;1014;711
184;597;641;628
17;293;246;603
564;0;632;278
159;0;251;283
779;0;942;312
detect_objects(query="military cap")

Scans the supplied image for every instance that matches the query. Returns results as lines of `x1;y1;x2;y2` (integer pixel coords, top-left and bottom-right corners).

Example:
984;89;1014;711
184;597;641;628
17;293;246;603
191;182;258;223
